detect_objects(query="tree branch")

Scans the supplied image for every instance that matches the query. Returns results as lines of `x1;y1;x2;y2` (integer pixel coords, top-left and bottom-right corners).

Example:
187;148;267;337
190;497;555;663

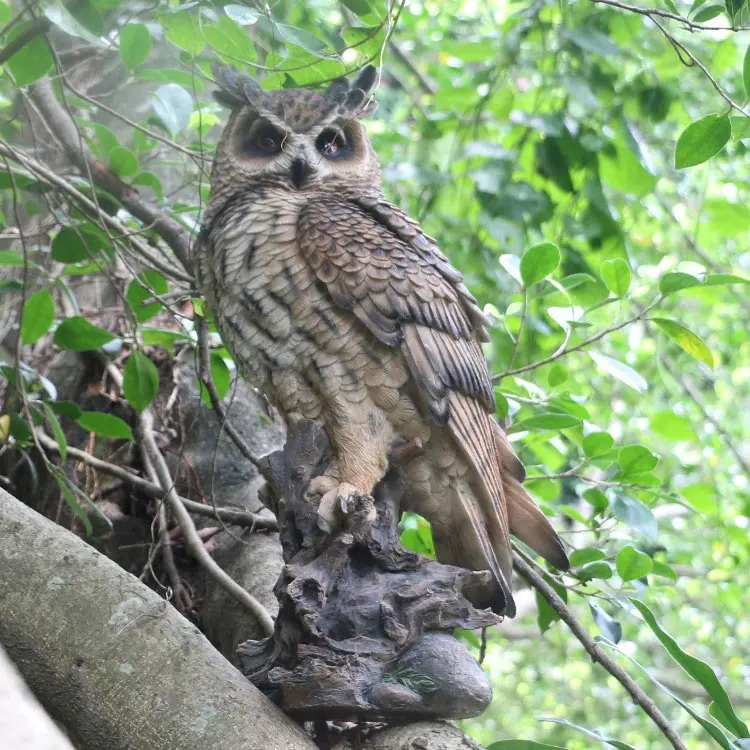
591;0;749;31
0;488;311;750
28;78;194;274
0;17;50;65
512;551;688;750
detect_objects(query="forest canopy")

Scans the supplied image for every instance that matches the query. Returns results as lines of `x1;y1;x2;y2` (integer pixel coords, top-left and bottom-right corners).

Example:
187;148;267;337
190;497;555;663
0;0;749;749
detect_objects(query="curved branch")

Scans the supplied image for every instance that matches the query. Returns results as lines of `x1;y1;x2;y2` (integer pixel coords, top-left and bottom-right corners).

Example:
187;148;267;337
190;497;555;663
28;78;193;274
512;551;688;750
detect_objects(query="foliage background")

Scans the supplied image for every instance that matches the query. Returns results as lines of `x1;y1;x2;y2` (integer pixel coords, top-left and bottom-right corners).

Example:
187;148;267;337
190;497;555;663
0;0;749;748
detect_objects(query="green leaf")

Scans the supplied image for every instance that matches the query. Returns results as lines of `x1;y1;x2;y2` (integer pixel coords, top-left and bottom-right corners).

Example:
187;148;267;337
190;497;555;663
54;317;115;351
600;258;631;296
51;225;108;263
42;402;67;462
618;445;658;475
547;364;568;387
152;84;193;137
589;351;648;393
514;413;581;430
692;4;724;20
630;599;750;739
126;270;168;323
123;351;159;414
651;560;677;580
650;410;697;441
726;0;746;20
675;114;731;169
651;318;714;368
199;352;231;407
160;11;204;56
20;289;54;345
569;548;606;566
77;412;133;440
44;1;103;45
682;482;716;513
577;561;613;580
612;495;658;539
744;43;750;98
0;250;24;265
519;242;560;286
108;146;139;178
539;719;638;750
52;472;92;535
49;400;82;419
616;545;652;581
5;22;54;85
203;15;255;63
659;271;701;296
583;432;614;458
488;742;566;749
120;23;151;68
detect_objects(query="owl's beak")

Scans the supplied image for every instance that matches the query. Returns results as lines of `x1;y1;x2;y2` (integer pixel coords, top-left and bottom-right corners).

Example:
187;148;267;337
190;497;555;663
290;158;315;189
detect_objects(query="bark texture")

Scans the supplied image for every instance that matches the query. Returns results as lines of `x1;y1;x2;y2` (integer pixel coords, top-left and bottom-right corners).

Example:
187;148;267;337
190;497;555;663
0;488;314;750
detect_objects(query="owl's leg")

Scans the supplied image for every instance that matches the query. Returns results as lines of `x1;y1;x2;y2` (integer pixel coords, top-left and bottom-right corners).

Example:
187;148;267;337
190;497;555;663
308;405;394;533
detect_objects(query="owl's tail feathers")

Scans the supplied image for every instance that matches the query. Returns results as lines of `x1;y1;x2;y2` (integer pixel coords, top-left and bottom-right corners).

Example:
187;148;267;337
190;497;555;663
431;490;516;618
494;425;570;573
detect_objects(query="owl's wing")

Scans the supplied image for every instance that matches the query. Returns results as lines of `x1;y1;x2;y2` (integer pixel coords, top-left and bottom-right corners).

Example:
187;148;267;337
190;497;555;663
297;194;568;613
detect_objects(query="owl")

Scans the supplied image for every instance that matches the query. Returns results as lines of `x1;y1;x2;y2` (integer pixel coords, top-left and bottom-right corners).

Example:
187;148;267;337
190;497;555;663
196;65;569;615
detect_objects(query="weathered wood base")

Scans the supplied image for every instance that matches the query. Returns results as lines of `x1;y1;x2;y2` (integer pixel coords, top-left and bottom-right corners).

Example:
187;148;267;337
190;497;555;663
238;420;501;721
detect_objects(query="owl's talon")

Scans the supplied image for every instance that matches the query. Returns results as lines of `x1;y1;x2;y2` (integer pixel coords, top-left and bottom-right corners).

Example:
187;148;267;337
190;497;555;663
314;481;363;534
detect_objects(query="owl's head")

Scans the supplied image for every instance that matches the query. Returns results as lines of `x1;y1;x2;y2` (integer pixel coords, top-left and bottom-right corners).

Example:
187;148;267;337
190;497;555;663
210;65;381;198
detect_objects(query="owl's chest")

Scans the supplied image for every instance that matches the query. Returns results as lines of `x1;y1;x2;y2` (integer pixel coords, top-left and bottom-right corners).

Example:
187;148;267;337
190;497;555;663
201;196;329;387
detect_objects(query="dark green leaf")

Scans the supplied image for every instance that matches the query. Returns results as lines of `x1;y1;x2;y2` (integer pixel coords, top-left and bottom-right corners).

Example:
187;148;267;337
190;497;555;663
77;411;133;439
52;472;92;536
120;22;151;68
42;402;67;462
692;3;724;20
675;114;731;169
20;289;54;345
123;351;159;414
652;318;714;368
577;561;613;580
520;242;560;286
0;251;24;266
49;400;82;419
126;271;168;323
631;599;750;738
108;147;139;178
514;413;581;430
54;317;115;351
51;225;108;263
570;548;606;566
547;364;568;387
199;352;231;407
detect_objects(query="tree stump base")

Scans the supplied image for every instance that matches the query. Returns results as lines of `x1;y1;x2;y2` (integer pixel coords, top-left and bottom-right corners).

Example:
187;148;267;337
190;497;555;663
238;420;501;721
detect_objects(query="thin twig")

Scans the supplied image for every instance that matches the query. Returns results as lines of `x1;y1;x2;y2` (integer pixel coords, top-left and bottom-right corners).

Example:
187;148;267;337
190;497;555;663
196;316;262;470
494;297;662;381
591;0;749;31
137;409;274;635
512;550;688;750
35;430;276;529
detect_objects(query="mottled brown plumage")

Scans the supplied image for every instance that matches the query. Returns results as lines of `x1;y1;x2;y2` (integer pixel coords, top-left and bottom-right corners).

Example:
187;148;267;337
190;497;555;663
196;65;569;616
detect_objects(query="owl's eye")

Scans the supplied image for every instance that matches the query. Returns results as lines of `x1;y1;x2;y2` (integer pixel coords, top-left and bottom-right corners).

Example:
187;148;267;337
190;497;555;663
316;129;352;159
252;126;284;155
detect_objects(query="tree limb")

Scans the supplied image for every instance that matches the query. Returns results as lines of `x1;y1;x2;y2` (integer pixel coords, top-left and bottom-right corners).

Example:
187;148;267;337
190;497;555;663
0;488;311;750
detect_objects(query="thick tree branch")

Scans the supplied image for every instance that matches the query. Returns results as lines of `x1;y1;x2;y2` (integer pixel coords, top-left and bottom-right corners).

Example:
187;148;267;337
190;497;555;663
513;551;688;750
0;488;312;750
28;78;193;274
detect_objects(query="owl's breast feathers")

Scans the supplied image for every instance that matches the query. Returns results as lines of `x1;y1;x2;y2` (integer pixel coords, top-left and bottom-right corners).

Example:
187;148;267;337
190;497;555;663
295;193;569;615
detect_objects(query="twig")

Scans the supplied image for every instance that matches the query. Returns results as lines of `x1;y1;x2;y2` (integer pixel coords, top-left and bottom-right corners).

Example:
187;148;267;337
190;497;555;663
0;143;193;283
195;316;262;470
28;78;193;274
35;430;276;529
137;409;274;635
591;0;749;31
0;17;50;65
512;551;688;750
494;297;662;381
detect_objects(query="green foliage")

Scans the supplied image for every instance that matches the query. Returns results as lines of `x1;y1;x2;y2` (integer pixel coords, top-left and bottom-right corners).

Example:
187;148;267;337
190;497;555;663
1;0;749;747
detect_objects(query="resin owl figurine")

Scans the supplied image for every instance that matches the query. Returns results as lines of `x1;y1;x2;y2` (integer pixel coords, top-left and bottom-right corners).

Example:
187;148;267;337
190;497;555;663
196;65;569;615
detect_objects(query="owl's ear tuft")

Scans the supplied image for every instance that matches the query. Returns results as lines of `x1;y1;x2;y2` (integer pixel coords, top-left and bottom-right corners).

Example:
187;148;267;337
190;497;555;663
353;65;377;94
212;64;263;109
326;78;350;105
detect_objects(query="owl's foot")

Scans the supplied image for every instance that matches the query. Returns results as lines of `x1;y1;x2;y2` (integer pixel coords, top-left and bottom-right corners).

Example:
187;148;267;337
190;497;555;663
308;476;372;534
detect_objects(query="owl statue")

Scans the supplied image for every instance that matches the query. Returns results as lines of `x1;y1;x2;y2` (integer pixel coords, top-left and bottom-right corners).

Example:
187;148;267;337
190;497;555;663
196;65;569;616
